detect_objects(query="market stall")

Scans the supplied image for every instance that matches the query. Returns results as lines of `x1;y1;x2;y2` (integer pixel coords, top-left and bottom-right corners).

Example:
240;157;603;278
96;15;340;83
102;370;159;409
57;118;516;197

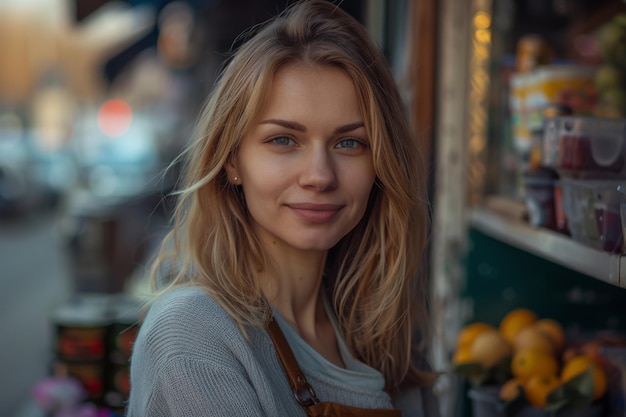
431;0;626;416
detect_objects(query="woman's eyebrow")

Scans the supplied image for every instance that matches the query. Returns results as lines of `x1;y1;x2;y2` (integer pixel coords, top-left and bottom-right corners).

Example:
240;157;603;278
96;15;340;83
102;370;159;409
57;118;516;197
258;119;364;134
334;122;364;134
259;119;306;131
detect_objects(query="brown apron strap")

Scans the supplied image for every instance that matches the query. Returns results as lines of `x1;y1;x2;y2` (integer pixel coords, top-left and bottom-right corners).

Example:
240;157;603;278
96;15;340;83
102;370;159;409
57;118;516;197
266;316;402;417
266;317;320;407
307;402;401;417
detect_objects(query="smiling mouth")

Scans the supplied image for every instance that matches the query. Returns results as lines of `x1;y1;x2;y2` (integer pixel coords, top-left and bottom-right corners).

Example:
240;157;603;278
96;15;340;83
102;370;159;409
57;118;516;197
287;203;343;223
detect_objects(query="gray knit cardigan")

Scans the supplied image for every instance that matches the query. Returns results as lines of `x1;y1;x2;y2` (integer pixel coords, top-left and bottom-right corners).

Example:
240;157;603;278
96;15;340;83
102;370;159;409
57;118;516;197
126;286;440;416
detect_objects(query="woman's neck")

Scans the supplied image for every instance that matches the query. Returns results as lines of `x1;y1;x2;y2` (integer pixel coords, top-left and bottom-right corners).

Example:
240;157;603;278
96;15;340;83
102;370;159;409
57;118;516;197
259;246;344;368
259;247;327;336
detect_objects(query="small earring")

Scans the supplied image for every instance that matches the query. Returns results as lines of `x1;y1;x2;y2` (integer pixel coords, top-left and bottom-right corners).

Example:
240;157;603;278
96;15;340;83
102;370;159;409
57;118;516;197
233;176;239;183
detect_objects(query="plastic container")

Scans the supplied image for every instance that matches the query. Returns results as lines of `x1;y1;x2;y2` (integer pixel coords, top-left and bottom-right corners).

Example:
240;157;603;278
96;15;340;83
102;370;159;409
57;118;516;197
543;116;626;177
554;180;569;234
523;169;559;230
620;186;626;253
560;178;589;245
595;183;625;254
510;72;532;154
560;179;625;253
468;386;504;417
468;386;603;417
543;117;562;168
525;65;595;132
515;35;552;73
600;346;626;417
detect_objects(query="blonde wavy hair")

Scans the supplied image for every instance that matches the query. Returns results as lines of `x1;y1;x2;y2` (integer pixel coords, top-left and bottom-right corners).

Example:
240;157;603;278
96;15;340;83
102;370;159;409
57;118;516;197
150;0;434;391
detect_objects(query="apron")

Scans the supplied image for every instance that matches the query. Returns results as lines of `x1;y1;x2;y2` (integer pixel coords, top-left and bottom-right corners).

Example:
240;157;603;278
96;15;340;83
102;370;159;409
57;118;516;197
267;317;402;417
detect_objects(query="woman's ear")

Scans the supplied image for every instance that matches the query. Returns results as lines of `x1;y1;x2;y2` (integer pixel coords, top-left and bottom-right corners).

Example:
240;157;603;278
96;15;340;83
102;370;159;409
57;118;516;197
225;160;239;184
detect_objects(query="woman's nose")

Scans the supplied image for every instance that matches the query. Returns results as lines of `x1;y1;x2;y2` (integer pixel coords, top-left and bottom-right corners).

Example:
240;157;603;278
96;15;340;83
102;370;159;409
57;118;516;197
299;146;337;191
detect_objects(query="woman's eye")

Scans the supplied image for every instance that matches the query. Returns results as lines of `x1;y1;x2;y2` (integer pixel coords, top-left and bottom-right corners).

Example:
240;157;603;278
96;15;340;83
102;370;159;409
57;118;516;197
269;136;295;146
336;138;366;149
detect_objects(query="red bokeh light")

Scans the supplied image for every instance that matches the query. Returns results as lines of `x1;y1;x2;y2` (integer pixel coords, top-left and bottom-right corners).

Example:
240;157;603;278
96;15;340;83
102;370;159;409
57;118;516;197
97;99;133;137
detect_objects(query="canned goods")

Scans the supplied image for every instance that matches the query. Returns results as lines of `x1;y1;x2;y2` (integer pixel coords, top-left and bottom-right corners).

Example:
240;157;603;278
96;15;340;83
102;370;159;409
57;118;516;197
53;295;112;362
52;294;142;408
515;35;552;73
52;295;114;405
103;295;141;410
108;295;141;365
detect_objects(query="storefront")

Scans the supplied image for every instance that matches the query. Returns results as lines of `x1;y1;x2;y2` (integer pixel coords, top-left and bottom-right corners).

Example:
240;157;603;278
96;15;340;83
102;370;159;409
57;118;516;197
429;0;626;416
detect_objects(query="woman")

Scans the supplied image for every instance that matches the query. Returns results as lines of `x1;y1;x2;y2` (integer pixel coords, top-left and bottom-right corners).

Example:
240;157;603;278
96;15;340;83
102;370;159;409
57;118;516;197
127;1;439;416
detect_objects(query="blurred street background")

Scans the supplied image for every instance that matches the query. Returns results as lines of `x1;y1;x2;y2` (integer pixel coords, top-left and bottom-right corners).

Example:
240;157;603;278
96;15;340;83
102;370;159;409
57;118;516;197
0;211;72;417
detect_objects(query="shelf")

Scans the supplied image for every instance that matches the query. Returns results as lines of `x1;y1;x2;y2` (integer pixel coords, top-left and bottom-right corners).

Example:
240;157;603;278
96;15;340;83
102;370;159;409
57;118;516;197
469;208;624;288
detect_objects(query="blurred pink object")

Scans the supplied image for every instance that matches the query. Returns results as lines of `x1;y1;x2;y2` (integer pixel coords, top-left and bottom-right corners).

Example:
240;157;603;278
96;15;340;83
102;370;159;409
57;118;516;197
57;403;100;417
32;375;87;413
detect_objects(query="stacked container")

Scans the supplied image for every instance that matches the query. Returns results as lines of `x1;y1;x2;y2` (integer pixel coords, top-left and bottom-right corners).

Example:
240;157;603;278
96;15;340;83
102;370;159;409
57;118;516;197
104;296;141;413
51;294;141;412
541;116;626;254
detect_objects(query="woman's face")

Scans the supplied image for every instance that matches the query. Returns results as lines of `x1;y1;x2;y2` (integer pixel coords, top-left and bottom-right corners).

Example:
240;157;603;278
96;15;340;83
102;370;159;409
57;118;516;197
227;62;376;253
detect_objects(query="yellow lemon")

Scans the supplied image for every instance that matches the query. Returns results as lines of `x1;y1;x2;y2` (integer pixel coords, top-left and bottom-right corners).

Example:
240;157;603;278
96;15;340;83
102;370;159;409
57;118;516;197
470;329;512;368
513;326;555;355
561;355;607;400
456;322;495;349
511;348;559;383
524;374;561;408
534;319;566;353
452;346;474;364
499;308;538;344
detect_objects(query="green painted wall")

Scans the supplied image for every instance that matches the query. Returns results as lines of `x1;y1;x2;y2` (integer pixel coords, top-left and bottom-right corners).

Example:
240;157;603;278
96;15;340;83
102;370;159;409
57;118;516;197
462;229;626;333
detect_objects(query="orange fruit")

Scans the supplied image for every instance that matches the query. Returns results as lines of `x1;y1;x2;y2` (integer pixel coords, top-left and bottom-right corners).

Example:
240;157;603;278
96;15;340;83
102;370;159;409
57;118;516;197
456;322;495;349
513;326;555;355
500;308;538;343
470;329;512;368
452;346;474;364
524;374;561;408
534;319;565;353
499;378;523;402
561;355;607;400
511;348;559;383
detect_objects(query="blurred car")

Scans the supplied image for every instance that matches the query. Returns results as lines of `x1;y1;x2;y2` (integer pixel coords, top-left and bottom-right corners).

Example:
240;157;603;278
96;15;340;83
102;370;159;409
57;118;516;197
0;125;76;217
0;126;37;216
0;159;31;216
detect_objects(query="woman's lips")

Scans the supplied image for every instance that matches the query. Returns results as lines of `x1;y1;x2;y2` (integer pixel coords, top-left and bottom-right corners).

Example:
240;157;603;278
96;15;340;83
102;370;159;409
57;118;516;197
287;203;344;223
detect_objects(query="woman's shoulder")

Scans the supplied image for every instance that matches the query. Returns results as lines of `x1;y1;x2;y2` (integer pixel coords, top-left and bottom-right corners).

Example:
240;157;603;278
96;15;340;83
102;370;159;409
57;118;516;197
137;286;244;359
148;286;227;318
